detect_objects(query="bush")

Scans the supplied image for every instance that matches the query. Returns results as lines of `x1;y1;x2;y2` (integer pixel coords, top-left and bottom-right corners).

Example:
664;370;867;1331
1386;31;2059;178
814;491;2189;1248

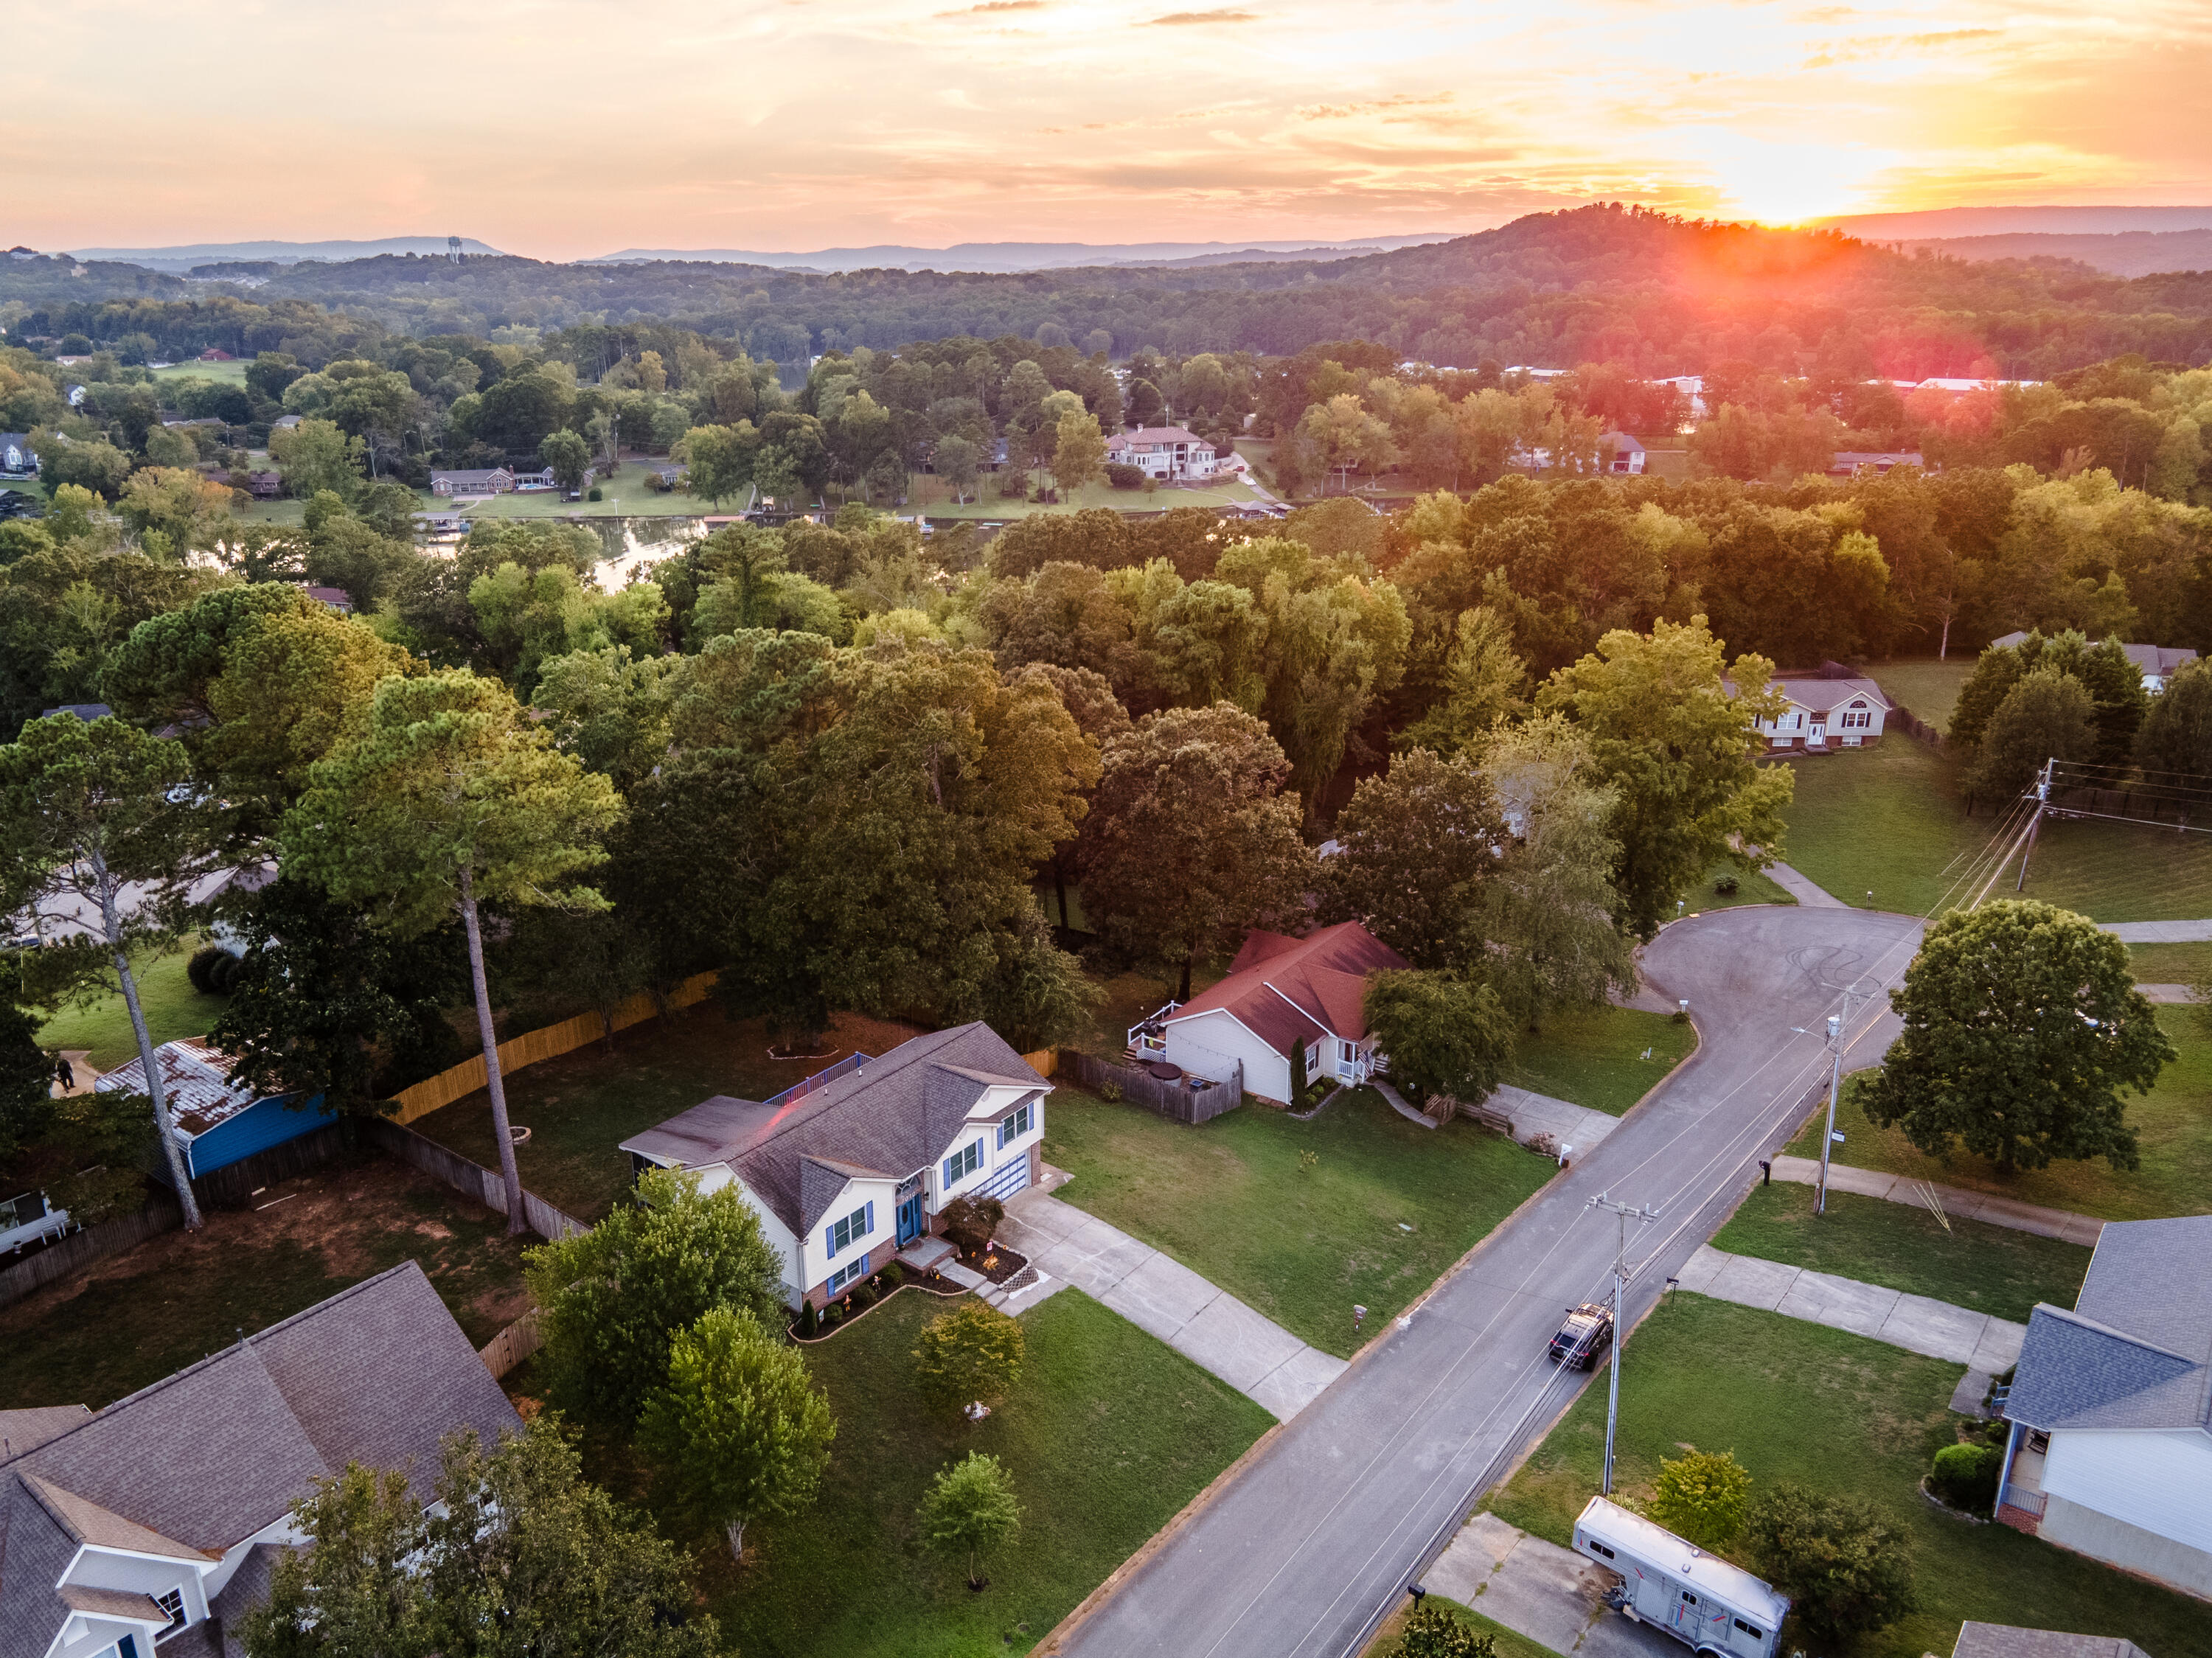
1647;1449;1752;1551
1395;1603;1496;1658
880;1261;907;1288
1747;1482;1916;1643
186;945;229;994
912;1300;1026;1415
585;486;602;502
207;949;242;993
796;1299;818;1338
846;1279;879;1312
821;1301;844;1328
941;1194;1005;1254
1929;1441;2002;1511
1714;875;1739;896
1105;462;1145;490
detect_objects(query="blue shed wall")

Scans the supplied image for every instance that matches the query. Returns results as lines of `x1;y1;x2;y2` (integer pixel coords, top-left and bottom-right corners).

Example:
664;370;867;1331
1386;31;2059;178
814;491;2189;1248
187;1094;335;1175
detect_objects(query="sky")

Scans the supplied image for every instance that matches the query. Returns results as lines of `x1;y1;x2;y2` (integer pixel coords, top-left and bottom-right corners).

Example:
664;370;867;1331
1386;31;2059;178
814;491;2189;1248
10;0;2211;261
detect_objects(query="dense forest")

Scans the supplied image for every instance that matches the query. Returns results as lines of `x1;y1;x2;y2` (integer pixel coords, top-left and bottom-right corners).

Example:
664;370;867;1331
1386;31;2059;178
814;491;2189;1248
9;206;2212;378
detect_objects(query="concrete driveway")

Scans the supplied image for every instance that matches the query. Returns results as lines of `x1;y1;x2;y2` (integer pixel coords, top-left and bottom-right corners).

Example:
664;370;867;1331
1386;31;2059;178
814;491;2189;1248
1047;903;1926;1658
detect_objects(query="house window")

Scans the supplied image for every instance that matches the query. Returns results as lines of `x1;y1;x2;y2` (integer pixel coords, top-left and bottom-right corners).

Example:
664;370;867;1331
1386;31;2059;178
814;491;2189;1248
942;1140;982;1187
154;1587;187;1632
1340;1041;1357;1065
827;1253;869;1294
826;1202;874;1257
996;1103;1033;1148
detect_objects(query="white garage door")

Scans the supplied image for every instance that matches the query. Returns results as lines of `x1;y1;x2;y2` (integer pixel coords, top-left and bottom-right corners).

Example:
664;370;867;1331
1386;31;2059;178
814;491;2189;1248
978;1156;1032;1203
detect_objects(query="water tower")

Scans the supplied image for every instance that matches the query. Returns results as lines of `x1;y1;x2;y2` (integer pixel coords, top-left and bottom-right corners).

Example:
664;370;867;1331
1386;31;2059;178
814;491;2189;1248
447;236;463;265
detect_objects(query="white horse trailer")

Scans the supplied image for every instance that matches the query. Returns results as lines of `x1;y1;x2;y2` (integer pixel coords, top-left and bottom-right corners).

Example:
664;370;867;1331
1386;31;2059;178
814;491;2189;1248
1571;1497;1789;1658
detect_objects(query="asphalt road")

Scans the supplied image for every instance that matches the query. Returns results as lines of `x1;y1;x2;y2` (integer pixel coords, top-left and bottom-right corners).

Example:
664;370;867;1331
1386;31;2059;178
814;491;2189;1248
1048;904;1927;1658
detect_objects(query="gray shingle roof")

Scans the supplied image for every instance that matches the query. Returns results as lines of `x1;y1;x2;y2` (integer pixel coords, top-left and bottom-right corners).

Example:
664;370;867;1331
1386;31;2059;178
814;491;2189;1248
1953;1623;2152;1658
0;1261;521;1658
2006;1215;2212;1433
627;1023;1046;1234
0;1405;91;1459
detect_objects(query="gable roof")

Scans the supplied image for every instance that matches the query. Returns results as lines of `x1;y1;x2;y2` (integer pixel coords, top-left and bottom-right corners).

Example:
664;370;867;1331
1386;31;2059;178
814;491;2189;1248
623;1024;1047;1235
1725;677;1893;717
95;1036;265;1138
1167;922;1408;1053
2121;642;2197;678
1109;425;1208;446
2006;1215;2212;1434
0;1405;91;1460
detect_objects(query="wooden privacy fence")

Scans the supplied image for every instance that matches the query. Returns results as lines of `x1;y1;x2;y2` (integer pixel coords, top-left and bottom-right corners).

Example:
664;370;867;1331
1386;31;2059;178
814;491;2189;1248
0;1197;184;1311
386;971;720;1124
479;1310;543;1379
1888;703;1944;751
361;1118;588;1241
1062;1049;1242;1125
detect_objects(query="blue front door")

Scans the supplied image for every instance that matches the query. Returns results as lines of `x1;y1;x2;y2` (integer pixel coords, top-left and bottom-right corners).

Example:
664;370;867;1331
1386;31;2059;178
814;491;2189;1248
897;1193;924;1246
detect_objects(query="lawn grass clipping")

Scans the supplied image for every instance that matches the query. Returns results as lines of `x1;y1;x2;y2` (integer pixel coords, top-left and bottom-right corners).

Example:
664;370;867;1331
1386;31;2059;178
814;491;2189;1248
700;1286;1273;1658
34;941;224;1070
1789;1007;2212;1222
1044;1087;1554;1355
1711;1183;2090;1323
1483;1294;2203;1658
1507;1005;1696;1116
0;1149;532;1410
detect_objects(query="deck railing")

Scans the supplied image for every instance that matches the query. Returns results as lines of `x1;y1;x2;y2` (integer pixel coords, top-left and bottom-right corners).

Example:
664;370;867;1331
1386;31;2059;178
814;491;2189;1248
763;1051;873;1113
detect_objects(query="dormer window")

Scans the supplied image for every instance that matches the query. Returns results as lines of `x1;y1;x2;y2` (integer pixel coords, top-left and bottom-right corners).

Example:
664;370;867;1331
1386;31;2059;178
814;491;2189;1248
154;1586;187;1637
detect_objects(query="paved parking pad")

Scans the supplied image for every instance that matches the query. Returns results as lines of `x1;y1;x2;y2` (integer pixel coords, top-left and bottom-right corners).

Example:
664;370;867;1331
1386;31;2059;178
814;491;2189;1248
1677;1244;2026;1371
998;1187;1349;1421
1426;1512;1677;1658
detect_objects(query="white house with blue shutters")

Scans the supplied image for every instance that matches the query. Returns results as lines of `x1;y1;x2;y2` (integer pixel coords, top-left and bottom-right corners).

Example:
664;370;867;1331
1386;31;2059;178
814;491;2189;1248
619;1023;1049;1309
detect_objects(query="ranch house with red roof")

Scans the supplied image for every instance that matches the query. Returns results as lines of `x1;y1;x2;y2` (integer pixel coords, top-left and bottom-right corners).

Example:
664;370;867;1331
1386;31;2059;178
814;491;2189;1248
1130;922;1408;1106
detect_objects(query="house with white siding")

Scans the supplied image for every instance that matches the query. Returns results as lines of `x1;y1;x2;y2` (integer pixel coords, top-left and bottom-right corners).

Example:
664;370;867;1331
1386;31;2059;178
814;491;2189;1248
0;433;40;477
619;1023;1049;1309
1725;676;1891;751
1130;922;1408;1107
1997;1216;2212;1599
0;1262;520;1658
1105;426;1219;481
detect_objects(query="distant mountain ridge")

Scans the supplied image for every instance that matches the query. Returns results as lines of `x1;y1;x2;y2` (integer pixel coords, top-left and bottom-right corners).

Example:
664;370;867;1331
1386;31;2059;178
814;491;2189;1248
63;237;505;274
1815;206;2212;239
582;235;1457;273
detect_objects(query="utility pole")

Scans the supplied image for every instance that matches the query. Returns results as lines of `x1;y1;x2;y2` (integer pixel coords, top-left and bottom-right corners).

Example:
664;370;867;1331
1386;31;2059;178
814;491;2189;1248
1815;985;1861;1216
2015;756;2053;891
1587;1191;1660;1497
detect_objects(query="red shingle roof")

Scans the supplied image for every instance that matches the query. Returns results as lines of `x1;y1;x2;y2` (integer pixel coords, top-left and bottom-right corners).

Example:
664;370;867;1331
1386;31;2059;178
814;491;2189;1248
1166;922;1408;1053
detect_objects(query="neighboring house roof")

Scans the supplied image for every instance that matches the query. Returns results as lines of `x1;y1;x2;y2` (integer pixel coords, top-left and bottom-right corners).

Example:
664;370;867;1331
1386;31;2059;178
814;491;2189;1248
2006;1215;2212;1434
622;1023;1046;1234
432;467;513;487
95;1036;261;1136
1724;677;1892;717
1600;430;1646;453
0;1406;91;1460
0;1262;519;1658
1953;1623;2152;1658
2121;643;2197;678
270;414;302;428
39;702;114;722
1109;425;1208;447
302;584;355;613
0;432;38;461
1830;450;1926;472
1168;922;1409;1053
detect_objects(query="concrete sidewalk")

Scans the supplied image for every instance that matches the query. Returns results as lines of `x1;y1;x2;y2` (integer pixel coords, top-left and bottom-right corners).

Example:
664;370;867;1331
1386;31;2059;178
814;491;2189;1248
1763;860;1848;909
1768;1154;2104;1246
2103;919;2212;942
1487;1085;1627;1158
995;1185;1347;1421
1677;1244;2025;1373
1425;1513;1672;1658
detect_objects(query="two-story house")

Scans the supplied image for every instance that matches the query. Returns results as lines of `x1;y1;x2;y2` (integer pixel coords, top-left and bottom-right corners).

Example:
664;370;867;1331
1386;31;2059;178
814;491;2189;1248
1130;922;1409;1106
0;433;41;477
1726;675;1892;751
1105;426;1220;481
0;1261;521;1658
619;1023;1050;1310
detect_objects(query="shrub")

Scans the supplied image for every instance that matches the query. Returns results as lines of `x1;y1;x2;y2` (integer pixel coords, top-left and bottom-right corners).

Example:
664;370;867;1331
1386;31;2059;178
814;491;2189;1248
912;1300;1026;1415
1105;462;1145;490
1714;875;1739;896
586;486;603;502
941;1194;1005;1254
207;949;242;993
880;1261;907;1288
846;1280;879;1312
186;945;229;994
796;1299;818;1338
1647;1449;1752;1552
821;1301;844;1327
1929;1441;2002;1511
1395;1603;1496;1658
1747;1482;1917;1643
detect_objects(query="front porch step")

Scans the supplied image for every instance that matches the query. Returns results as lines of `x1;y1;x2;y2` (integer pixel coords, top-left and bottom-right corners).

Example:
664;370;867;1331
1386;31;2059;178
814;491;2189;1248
897;1236;956;1274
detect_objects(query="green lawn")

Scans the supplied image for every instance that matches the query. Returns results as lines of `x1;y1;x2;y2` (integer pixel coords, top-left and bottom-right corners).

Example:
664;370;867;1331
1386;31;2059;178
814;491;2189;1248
2014;814;2212;922
1046;1086;1554;1356
33;944;224;1070
151;358;249;383
1785;1008;2212;1222
2131;941;2211;983
0;1149;532;1411
1484;1295;2204;1658
698;1287;1273;1658
1868;658;1975;734
410;1003;925;1223
1691;858;1797;913
1711;1183;2090;1323
1775;742;1987;915
1506;1005;1696;1116
1360;1595;1559;1658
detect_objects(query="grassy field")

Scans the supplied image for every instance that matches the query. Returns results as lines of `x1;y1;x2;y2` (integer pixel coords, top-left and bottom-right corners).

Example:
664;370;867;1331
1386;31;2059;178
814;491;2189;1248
2131;941;2212;983
2016;814;2212;922
689;1287;1273;1658
1868;658;1975;734
1506;1005;1696;1116
1045;1086;1554;1356
1711;1183;2090;1322
0;1149;532;1411
411;1002;924;1223
1484;1294;2205;1658
1691;858;1797;912
1774;742;1987;915
151;359;249;383
33;943;224;1070
1787;1007;2211;1222
1360;1595;1559;1658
